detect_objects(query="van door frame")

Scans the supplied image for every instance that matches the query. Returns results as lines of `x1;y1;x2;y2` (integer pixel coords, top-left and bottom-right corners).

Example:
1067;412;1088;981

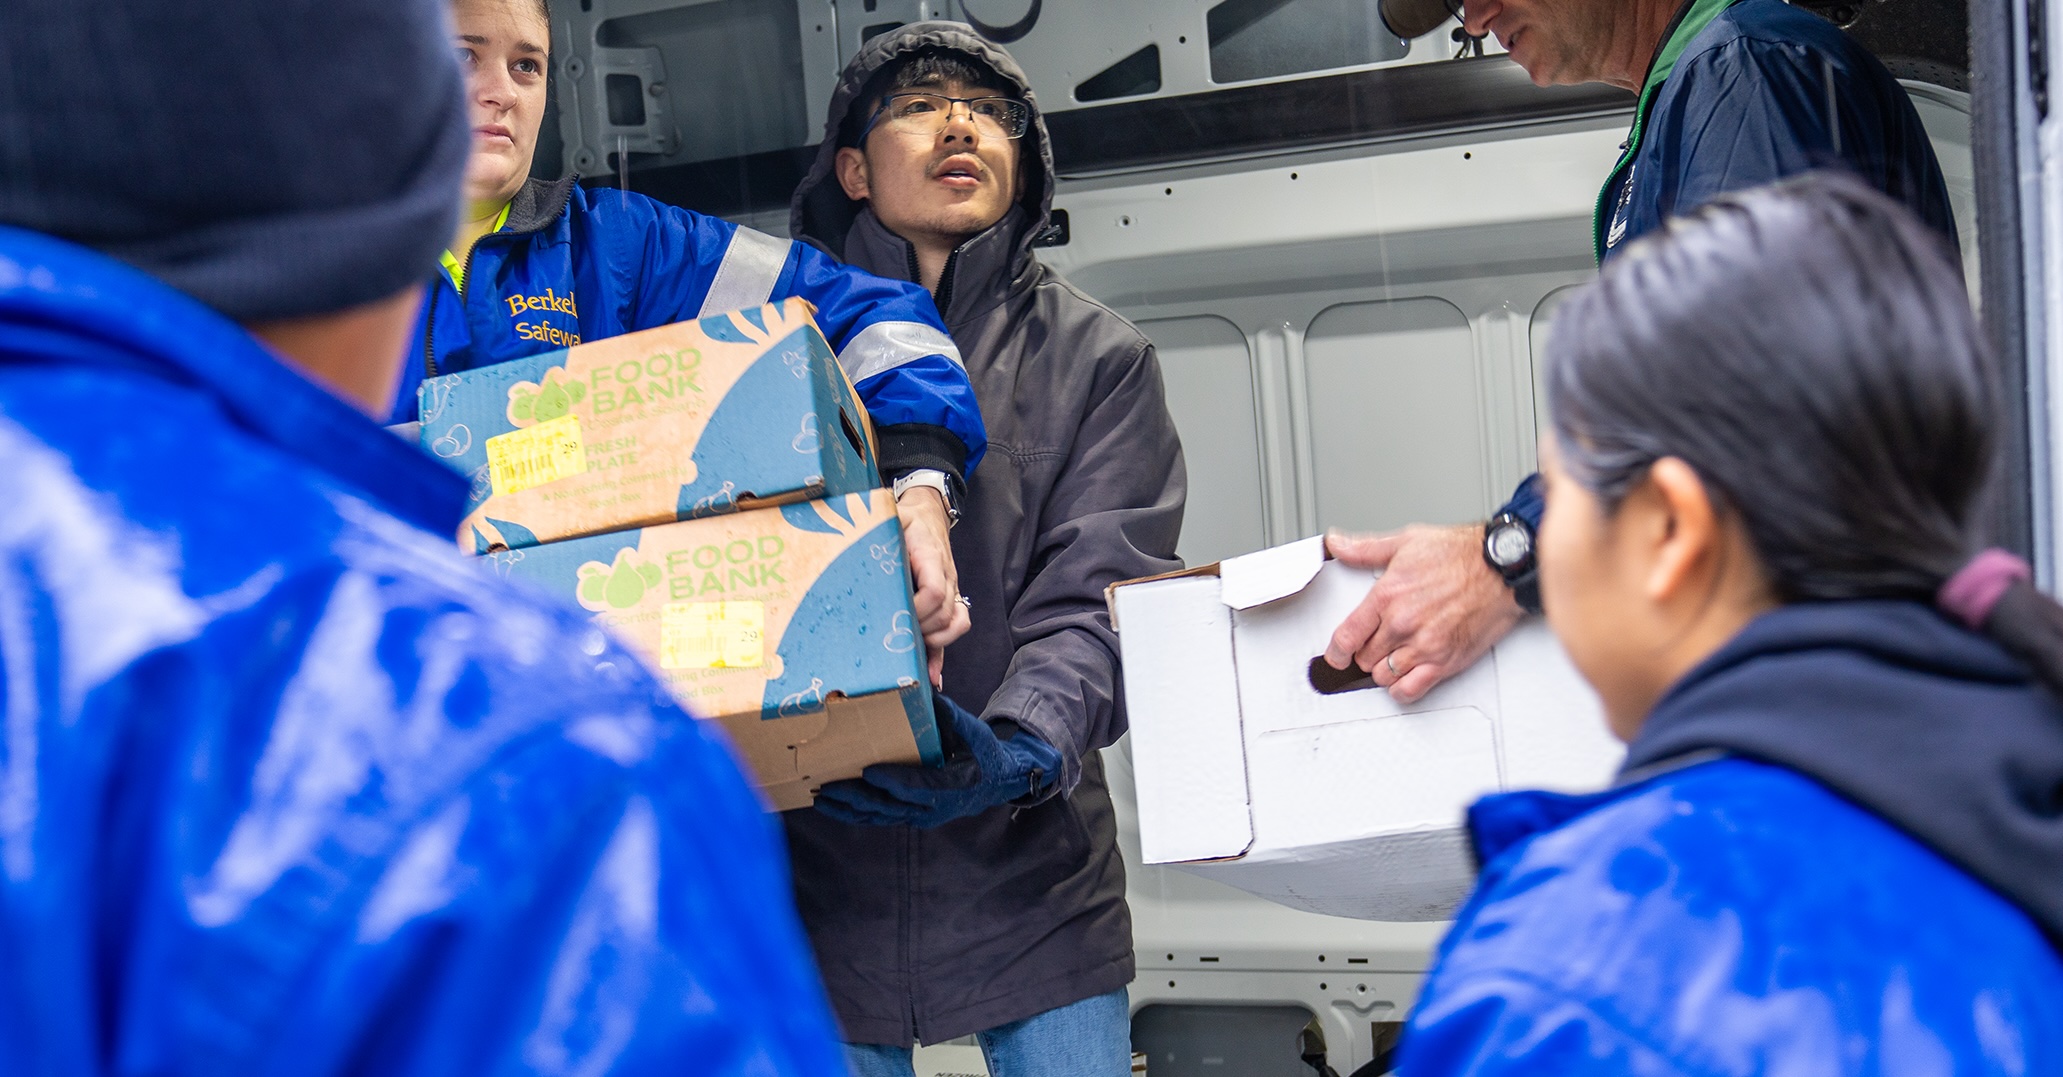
1972;0;2050;578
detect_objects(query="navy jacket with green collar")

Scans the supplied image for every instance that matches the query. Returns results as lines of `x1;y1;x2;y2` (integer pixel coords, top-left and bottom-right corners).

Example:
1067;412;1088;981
1596;0;1955;261
389;176;986;482
1502;0;1953;530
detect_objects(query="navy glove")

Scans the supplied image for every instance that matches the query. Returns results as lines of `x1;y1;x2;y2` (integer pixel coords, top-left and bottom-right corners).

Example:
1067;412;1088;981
815;692;1062;828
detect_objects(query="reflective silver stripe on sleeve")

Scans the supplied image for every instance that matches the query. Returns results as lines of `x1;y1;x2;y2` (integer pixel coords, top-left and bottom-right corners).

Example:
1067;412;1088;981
696;226;791;317
837;320;965;383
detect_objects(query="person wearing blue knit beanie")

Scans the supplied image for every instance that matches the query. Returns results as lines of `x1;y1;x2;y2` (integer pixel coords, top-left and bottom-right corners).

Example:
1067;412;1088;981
0;1;850;1073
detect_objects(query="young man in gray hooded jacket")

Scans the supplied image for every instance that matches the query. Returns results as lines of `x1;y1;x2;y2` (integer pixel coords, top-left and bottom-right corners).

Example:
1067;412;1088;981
788;22;1187;1076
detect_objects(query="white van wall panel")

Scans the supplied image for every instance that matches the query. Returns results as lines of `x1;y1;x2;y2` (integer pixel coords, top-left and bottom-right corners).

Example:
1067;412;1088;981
1142;316;1271;567
1471;302;1539;498
555;0;811;171
1042;126;1628;286
1529;283;1585;439
1086;267;1595;558
1304;298;1488;531
1251;322;1308;546
796;1;840;146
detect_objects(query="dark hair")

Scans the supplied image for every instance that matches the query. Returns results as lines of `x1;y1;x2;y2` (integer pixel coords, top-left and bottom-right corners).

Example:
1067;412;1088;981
1545;171;2063;691
841;46;1011;148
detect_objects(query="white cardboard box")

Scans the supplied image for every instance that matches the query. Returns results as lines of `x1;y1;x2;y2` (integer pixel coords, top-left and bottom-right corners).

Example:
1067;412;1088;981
1109;536;1623;921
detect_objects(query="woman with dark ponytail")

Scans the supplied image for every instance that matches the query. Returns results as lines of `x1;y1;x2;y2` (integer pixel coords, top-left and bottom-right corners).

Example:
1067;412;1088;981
1397;172;2063;1075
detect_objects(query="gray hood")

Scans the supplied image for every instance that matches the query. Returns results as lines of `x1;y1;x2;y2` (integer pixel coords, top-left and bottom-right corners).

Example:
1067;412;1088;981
790;21;1055;269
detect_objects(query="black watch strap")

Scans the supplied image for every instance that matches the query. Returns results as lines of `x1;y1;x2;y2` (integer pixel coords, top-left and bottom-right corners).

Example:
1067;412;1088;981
1483;512;1543;616
1510;569;1542;616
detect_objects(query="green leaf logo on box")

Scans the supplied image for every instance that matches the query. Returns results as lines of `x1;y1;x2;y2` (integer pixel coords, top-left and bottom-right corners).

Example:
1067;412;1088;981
577;548;662;611
506;367;587;426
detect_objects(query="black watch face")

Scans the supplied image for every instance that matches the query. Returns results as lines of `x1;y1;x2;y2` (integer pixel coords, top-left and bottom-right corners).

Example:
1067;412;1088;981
1487;523;1531;568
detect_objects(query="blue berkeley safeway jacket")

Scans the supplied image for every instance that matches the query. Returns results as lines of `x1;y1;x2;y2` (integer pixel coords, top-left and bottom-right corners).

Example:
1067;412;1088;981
391;176;987;481
0;225;850;1076
1399;603;2063;1075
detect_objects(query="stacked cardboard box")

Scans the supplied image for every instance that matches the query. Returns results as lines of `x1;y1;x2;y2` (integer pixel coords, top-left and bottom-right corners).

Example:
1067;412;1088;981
421;296;883;552
419;298;938;809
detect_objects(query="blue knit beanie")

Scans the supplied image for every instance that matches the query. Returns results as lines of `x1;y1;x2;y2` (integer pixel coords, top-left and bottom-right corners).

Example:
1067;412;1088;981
0;0;470;323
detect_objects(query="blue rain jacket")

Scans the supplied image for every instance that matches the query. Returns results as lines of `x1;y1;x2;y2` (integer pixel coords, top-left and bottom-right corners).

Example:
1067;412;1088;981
1400;602;2063;1075
0;225;851;1076
390;177;986;480
1596;0;1956;261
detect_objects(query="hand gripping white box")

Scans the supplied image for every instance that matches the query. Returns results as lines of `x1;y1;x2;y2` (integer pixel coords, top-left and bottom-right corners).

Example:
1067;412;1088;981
1108;536;1624;921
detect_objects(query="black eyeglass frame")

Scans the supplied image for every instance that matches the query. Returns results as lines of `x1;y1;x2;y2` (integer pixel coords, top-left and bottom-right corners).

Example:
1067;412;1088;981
856;92;1033;144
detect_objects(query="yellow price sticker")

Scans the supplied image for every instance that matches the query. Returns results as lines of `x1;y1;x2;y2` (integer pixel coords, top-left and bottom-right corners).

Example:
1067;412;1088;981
485;415;588;497
660;601;765;670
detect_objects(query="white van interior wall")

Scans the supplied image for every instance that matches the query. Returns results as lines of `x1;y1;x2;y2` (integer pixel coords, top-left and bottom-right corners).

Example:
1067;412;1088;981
1045;119;1628;566
1050;97;1974;1071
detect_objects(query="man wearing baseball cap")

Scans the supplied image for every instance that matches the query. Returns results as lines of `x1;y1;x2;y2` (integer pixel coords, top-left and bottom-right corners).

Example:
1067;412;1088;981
0;1;847;1072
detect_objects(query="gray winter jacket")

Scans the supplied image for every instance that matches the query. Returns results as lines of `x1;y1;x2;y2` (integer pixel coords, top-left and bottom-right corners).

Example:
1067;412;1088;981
785;23;1187;1046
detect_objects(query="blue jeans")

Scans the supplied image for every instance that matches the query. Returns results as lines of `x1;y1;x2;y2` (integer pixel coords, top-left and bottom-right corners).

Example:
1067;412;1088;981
845;988;1131;1077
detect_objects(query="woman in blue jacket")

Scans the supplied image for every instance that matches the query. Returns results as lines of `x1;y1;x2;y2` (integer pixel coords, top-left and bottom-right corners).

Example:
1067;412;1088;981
1399;173;2063;1075
407;0;985;660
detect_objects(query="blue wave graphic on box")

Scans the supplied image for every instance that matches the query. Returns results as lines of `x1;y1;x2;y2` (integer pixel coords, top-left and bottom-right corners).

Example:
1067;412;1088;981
761;517;938;764
676;327;867;517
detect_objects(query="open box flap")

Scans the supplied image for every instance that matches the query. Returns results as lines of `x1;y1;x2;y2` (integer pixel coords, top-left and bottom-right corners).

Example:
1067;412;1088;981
1105;534;1334;628
1218;535;1328;610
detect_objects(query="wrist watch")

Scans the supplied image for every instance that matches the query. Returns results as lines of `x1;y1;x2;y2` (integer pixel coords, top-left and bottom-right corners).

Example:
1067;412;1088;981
1483;511;1543;615
893;468;963;528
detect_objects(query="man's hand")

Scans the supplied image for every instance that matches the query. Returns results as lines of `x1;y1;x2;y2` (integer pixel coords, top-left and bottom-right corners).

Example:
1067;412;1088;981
1322;523;1524;704
814;693;1061;828
897;486;970;685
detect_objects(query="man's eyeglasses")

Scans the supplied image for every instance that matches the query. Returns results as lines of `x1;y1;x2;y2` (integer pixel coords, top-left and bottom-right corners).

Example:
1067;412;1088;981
858;92;1032;142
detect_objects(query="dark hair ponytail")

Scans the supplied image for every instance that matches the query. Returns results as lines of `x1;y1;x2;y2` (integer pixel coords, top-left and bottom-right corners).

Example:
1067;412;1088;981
1545;171;2063;697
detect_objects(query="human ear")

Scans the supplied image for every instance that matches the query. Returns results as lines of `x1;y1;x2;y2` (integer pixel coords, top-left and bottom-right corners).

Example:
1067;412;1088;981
1644;456;1719;603
835;146;871;202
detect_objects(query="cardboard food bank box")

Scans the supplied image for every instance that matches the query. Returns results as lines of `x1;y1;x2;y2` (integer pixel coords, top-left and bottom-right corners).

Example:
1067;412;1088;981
419;298;880;552
487;489;940;810
1109;536;1623;921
